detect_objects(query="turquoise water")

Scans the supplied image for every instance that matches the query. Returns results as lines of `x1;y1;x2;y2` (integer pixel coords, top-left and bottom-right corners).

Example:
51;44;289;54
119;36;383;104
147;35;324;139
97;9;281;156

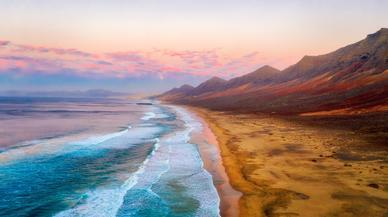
0;98;220;217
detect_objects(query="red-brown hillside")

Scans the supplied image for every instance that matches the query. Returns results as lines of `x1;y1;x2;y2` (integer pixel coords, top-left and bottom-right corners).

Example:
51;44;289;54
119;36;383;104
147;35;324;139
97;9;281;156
157;28;388;115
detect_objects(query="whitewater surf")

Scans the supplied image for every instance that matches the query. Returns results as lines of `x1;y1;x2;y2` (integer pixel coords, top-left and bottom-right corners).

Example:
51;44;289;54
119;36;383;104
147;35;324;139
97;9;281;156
0;98;220;217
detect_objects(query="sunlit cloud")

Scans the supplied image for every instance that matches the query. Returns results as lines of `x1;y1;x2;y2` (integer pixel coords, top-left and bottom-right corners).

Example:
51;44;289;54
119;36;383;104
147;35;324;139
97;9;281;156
0;40;270;80
0;40;10;47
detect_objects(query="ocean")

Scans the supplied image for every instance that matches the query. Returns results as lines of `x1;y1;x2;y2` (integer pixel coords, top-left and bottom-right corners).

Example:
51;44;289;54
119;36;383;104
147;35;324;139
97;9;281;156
0;97;220;217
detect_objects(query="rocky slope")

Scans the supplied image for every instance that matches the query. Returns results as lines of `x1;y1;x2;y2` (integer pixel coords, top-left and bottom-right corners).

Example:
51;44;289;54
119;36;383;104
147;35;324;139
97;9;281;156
158;28;388;114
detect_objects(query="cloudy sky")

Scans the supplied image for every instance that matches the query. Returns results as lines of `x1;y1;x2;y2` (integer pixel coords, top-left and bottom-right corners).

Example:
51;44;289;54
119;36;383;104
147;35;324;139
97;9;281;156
0;0;387;93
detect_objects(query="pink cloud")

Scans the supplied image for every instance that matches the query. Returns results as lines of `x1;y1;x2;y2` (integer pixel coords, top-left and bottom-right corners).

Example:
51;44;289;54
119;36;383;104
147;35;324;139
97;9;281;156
0;40;10;47
159;49;222;67
14;44;93;57
107;51;144;62
0;40;265;79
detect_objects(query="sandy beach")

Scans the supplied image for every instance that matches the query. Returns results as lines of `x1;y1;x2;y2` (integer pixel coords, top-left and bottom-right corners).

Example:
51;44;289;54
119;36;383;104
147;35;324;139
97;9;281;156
191;107;388;217
188;107;242;217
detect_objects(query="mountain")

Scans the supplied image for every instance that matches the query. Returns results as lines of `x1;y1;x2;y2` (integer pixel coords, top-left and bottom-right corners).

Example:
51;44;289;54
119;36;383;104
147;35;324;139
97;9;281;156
281;28;388;82
158;28;388;115
188;76;227;96
223;65;280;89
156;84;194;101
157;65;280;100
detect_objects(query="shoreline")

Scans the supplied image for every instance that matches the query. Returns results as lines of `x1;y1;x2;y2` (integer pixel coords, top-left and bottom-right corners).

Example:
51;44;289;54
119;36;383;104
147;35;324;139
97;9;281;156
188;107;262;217
186;106;242;217
187;106;388;217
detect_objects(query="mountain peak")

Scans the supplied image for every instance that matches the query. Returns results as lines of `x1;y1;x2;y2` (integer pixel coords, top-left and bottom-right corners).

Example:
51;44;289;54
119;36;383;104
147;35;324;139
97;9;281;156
186;76;226;96
159;84;194;97
368;28;388;38
179;84;194;89
207;76;226;83
254;65;280;73
197;76;226;87
258;65;279;71
221;65;280;89
242;65;280;79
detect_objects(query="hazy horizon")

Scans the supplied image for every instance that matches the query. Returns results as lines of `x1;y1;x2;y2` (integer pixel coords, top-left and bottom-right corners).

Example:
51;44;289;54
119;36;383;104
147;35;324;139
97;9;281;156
1;0;387;93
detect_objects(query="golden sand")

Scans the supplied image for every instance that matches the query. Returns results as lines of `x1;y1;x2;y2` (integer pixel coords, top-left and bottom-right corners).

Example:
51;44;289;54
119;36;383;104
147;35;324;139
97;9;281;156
191;107;388;217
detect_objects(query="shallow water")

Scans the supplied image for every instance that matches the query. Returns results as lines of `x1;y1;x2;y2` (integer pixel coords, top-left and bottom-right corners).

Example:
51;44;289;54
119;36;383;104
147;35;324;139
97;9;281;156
0;97;220;217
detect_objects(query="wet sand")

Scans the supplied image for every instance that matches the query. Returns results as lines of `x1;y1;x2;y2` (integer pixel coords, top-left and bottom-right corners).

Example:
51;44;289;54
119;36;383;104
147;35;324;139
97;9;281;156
191;107;388;217
188;107;242;217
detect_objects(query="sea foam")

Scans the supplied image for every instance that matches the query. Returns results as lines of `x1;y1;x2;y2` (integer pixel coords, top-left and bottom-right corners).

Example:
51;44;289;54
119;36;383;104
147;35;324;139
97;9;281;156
54;136;163;217
141;112;156;120
54;105;220;217
117;106;220;217
165;106;220;216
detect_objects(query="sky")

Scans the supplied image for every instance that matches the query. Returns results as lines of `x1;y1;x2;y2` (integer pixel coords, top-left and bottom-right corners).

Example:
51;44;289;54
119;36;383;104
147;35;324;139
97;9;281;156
0;0;387;93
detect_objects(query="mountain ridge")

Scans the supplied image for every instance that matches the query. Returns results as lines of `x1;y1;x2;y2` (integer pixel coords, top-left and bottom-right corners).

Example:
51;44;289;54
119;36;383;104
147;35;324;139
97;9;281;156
157;28;388;115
